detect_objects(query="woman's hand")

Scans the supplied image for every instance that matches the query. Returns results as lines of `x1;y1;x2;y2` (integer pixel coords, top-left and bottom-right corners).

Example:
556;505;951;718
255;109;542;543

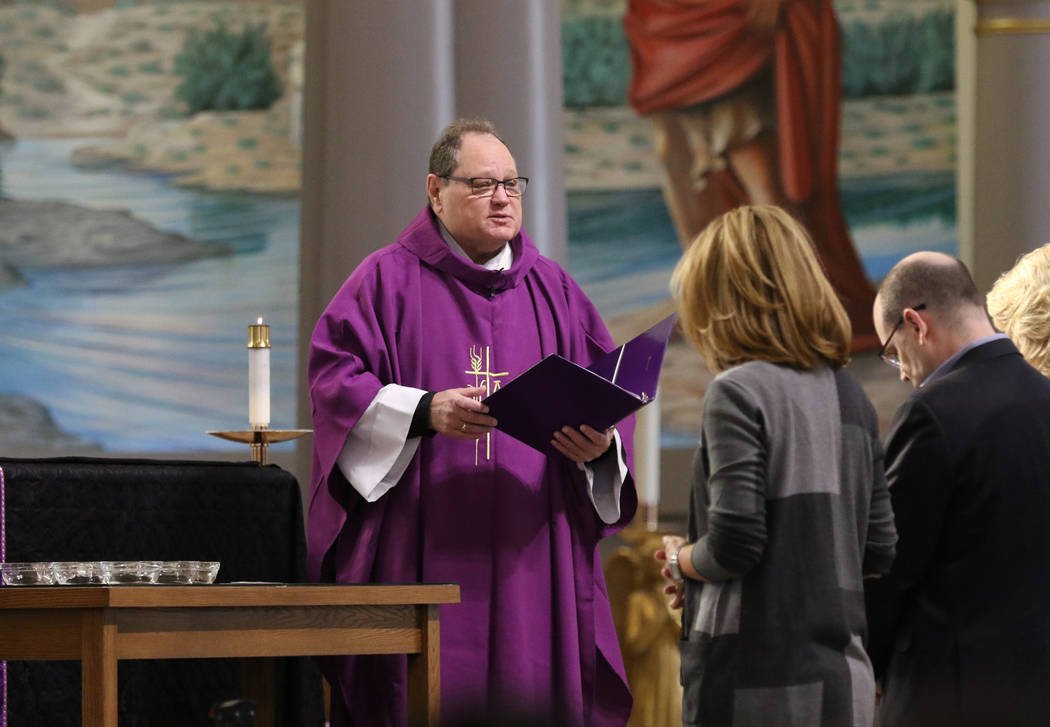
655;535;687;610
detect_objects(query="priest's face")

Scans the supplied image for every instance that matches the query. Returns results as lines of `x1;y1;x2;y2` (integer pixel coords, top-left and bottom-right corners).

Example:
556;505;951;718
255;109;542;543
428;132;523;264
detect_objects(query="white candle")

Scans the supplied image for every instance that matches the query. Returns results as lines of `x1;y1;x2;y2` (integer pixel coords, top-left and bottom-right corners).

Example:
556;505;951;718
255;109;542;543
635;393;661;512
248;317;271;429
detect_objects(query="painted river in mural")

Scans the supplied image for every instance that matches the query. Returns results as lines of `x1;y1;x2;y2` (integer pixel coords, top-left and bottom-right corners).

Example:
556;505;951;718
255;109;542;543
0;138;299;452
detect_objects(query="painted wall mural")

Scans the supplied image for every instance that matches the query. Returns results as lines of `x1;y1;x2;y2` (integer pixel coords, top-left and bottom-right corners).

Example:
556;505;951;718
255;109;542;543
561;0;956;446
0;0;303;454
0;0;955;455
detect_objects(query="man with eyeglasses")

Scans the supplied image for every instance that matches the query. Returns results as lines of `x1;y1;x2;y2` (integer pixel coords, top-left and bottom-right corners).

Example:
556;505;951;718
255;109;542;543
864;251;1050;727
306;118;636;726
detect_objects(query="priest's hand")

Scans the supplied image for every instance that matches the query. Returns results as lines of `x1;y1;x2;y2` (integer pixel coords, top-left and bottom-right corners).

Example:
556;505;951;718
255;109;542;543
551;424;614;463
431;386;497;440
745;0;782;35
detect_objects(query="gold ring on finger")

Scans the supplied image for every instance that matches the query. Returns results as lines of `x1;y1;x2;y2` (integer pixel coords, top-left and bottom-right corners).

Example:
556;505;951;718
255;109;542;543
460;422;467;432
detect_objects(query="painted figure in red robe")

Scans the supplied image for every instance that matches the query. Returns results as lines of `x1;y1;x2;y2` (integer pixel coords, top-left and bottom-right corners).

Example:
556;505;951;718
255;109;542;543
624;0;878;347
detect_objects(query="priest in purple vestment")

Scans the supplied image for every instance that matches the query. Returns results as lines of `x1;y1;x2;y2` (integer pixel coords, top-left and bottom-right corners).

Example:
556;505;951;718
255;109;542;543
307;118;638;726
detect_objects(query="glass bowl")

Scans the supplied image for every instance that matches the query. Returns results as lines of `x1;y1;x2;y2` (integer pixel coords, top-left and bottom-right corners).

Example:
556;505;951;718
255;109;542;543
2;562;55;586
195;561;220;584
101;560;160;584
52;561;104;585
157;561;199;584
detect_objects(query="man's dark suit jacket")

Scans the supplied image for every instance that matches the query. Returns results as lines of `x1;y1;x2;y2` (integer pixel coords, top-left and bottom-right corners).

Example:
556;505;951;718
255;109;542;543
865;338;1050;727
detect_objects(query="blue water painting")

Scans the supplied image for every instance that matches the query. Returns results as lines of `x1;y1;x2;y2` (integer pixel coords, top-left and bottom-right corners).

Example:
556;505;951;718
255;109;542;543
0;138;299;452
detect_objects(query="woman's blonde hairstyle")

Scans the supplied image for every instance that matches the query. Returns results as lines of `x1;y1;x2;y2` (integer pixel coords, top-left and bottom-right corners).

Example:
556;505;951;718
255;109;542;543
986;243;1050;377
670;204;851;372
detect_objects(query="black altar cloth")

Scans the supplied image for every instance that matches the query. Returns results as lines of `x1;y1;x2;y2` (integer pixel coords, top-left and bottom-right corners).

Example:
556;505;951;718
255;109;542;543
0;456;324;727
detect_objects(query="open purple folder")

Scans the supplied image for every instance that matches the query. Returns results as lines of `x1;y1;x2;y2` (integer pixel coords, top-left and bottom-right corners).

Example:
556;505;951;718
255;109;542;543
482;313;677;455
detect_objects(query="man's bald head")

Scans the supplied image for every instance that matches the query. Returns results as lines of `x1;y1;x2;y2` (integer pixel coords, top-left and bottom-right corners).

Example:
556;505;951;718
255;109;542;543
876;252;985;328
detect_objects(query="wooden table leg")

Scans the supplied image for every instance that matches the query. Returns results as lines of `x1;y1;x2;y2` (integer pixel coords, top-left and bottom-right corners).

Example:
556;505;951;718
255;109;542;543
407;604;441;727
242;657;276;727
80;609;117;727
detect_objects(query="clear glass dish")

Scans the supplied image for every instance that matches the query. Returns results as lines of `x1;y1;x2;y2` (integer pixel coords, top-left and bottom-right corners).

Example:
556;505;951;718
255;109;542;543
51;561;104;585
2;562;55;586
101;560;160;584
157;560;199;584
195;561;220;584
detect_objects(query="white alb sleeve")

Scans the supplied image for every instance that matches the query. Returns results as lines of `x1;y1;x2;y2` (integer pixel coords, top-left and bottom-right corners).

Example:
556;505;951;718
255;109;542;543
336;384;427;502
578;429;629;524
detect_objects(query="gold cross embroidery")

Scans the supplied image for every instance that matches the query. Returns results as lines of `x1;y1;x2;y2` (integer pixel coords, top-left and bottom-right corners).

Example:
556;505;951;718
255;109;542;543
465;345;508;464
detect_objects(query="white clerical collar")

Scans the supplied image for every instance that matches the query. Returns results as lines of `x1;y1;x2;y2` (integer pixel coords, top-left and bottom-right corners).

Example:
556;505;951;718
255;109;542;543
438;222;513;271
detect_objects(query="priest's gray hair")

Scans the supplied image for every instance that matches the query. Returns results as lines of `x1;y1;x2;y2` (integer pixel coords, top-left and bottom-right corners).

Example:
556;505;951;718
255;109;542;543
429;117;506;177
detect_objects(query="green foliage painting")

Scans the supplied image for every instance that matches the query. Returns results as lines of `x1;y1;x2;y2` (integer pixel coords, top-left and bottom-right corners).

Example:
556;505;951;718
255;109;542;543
174;21;282;113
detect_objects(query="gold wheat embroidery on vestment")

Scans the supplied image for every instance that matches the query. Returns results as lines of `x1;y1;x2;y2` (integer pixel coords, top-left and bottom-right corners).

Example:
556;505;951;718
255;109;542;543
464;345;508;465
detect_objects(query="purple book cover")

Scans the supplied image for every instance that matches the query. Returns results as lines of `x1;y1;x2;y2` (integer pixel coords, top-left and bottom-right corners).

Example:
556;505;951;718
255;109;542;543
483;313;677;455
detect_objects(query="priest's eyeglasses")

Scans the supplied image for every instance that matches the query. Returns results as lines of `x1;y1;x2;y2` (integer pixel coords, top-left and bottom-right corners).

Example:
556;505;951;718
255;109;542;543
442;176;529;197
878;303;926;368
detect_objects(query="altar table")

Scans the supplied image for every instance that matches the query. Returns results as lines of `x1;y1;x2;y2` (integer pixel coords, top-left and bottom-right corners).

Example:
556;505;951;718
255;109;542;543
0;456;320;724
0;583;460;727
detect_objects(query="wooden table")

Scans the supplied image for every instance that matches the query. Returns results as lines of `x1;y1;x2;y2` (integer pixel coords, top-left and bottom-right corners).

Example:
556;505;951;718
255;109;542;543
0;583;460;727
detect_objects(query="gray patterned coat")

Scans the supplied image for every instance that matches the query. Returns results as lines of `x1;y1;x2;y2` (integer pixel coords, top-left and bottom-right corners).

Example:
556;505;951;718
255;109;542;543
680;362;897;727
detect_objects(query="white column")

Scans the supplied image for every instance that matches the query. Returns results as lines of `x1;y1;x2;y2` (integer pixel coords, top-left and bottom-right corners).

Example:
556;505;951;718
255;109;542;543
299;0;455;313
960;0;1050;292
453;0;568;262
634;396;661;530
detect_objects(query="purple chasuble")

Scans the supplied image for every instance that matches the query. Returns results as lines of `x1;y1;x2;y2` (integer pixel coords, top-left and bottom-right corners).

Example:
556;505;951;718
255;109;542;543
307;207;637;726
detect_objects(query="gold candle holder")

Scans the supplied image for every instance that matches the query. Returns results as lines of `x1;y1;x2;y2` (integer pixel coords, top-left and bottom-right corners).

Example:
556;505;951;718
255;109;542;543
207;428;312;465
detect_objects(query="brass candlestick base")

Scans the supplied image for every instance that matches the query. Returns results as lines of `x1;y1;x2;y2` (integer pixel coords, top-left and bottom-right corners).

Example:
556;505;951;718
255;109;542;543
207;428;312;464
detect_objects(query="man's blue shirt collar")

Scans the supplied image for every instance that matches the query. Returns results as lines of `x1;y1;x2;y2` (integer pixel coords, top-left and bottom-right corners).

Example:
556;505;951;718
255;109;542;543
921;333;1009;387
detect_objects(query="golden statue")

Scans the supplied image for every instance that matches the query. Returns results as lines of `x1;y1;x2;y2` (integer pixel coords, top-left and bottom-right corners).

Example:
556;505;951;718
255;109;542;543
605;524;682;727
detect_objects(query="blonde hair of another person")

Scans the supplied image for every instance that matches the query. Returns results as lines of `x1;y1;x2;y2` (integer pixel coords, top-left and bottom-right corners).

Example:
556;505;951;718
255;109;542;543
986;243;1050;377
670;204;851;372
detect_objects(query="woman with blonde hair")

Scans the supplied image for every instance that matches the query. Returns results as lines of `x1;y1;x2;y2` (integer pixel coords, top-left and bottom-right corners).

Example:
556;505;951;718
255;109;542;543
656;205;896;727
986;243;1050;377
